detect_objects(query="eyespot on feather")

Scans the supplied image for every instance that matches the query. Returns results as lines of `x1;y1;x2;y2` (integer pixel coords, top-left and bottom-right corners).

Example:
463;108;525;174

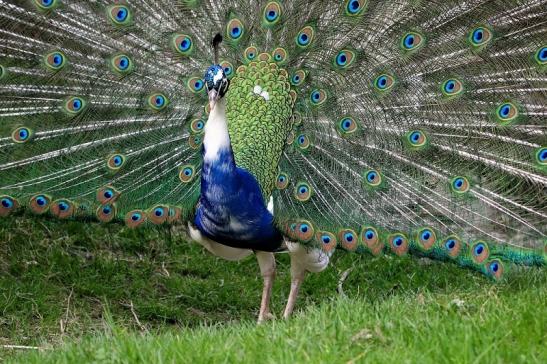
471;241;489;263
405;130;428;149
294;181;312;202
179;165;196;183
296;133;311;152
50;199;74;219
290;70;306;86
295;220;314;242
295;26;315;48
107;154;126;171
189;134;203;149
167;206;182;223
96;204;117;223
360;226;384;256
333;49;356;70
263;1;282;26
442;235;463;258
187;77;205;94
34;0;59;11
171;33;194;56
272;47;288;64
107;5;132;26
44;51;66;71
29;194;51;214
110;54;133;75
363;169;382;188
244;46;258;62
401;31;425;52
468;26;493;48
373;73;395;92
12;127;34;143
535;147;547;166
338;228;358;251
316;231;337;252
388;233;409;256
148;205;169;225
309;89;326;105
276;172;289;190
226;18;245;41
0;195;19;217
125;210;146;228
63;96;86;115
96;186;120;204
486;259;504;280
414;227;436;251
441;78;464;98
220;61;234;79
534;46;547;66
450;176;470;194
337;117;358;136
190;118;205;133
494;101;521;124
148;93;169;111
344;0;367;16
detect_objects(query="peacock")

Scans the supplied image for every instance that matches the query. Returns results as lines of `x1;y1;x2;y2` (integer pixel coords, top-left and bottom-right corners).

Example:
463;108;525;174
0;0;545;323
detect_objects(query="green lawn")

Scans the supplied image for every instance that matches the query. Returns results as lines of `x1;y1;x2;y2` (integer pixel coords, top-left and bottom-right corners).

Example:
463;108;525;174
1;216;546;363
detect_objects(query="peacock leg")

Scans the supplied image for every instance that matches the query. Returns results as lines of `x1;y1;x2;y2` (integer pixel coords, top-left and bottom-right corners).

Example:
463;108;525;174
283;251;307;319
256;251;276;323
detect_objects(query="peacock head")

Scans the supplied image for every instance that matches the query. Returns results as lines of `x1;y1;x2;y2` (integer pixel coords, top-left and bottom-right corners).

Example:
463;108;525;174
204;65;229;111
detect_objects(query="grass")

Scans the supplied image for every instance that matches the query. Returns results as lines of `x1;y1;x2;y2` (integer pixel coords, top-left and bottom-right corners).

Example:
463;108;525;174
1;215;546;363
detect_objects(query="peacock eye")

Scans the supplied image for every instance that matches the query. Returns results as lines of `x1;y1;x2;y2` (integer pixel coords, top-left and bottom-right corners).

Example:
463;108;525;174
468;26;492;48
334;50;356;69
227;18;244;41
495;101;519;124
310;89;327;105
64;96;86;115
450;176;470;194
345;0;366;16
190;118;205;133
147;93;169;111
272;47;287;64
364;169;382;187
187;77;205;93
471;241;489;263
536;147;547;165
296;26;315;48
263;2;282;26
12;127;34;143
290;70;306;86
295;182;312;202
244;46;258;61
388;233;408;256
374;73;395;92
337;117;358;136
406;130;427;148
111;54;133;75
441;78;463;97
108;5;132;26
107;154;126;171
44;51;67;71
401;32;424;51
34;0;58;10
179;164;196;183
535;46;547;65
171;34;194;56
276;172;289;189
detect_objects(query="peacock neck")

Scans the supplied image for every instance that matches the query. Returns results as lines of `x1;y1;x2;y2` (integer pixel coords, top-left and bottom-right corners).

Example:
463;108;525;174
203;98;232;164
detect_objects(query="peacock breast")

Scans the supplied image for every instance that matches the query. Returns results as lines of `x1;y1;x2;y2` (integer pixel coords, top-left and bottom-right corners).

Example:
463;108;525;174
226;54;295;200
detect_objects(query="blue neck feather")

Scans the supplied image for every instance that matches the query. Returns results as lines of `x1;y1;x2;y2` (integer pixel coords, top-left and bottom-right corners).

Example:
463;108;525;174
193;101;283;251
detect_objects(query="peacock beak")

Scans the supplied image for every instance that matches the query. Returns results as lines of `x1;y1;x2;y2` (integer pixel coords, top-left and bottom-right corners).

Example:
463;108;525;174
208;89;219;111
